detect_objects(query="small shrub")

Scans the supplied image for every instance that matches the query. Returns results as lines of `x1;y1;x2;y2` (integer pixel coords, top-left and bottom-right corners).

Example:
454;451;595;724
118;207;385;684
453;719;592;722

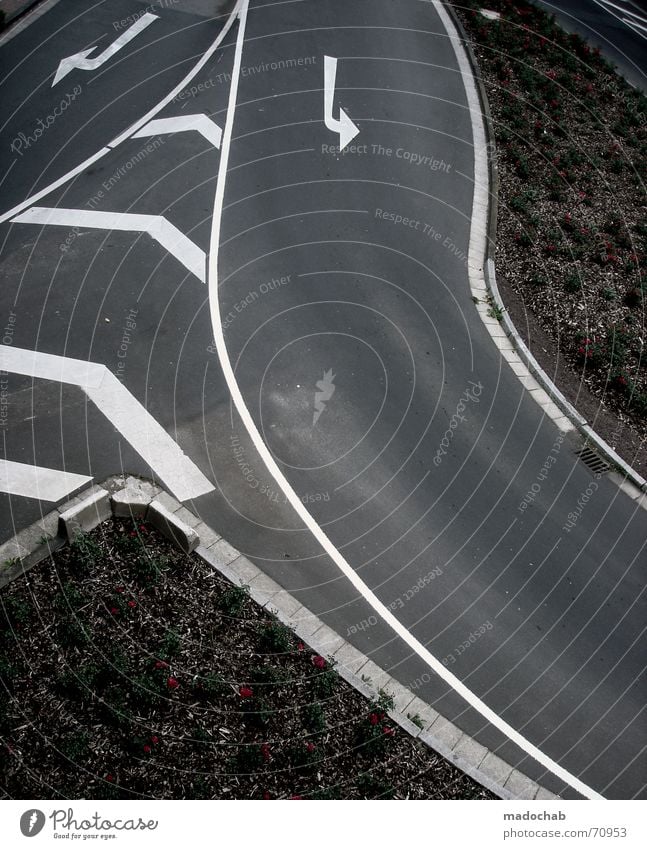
302;701;326;733
256;619;294;654
231;744;265;774
68;532;101;571
158;629;181;659
217;584;249;616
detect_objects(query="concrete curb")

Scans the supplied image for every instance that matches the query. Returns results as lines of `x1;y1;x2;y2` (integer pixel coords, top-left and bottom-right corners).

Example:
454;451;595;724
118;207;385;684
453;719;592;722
0;475;559;800
448;6;647;499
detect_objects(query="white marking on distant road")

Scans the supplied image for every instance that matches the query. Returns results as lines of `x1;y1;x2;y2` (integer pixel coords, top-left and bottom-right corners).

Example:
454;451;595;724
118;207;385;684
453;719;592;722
11;207;205;283
593;0;647;39
132;114;223;148
52;12;159;86
323;55;360;150
207;0;602;802
0;346;214;502
0;459;91;501
0;2;241;224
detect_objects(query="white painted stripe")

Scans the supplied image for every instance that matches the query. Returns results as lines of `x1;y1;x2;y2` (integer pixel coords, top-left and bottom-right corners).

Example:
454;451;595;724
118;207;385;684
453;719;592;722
206;0;603;800
0;346;214;502
0;1;242;224
0;459;91;501
85;371;213;502
11;207;206;283
0;344;104;387
132;114;223;148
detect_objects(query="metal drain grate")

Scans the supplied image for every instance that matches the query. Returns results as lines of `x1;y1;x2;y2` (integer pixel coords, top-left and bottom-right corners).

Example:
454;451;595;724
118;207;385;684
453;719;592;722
575;445;610;476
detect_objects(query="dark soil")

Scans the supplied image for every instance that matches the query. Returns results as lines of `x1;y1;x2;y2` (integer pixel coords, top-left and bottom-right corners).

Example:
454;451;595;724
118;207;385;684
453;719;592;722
454;0;646;477
0;518;494;800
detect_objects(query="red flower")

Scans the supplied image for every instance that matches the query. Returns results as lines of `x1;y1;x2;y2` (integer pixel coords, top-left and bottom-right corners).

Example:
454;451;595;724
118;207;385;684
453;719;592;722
110;607;119;615
151;736;159;745
139;524;148;533
167;676;179;690
297;642;305;652
128;600;137;609
105;774;114;782
369;713;379;726
129;531;137;537
261;743;271;762
115;586;125;594
239;685;253;699
564;213;572;223
311;655;326;669
382;726;395;736
262;791;271;800
546;69;556;80
305;742;316;753
155;660;168;669
143;744;152;754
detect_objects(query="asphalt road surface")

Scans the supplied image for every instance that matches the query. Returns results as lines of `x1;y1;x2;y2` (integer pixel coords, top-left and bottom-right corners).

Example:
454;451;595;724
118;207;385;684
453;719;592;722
0;0;645;799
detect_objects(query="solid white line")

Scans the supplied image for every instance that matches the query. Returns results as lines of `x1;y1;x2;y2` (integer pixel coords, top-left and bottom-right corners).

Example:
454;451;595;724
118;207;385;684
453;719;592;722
12;207;206;283
206;0;603;800
0;459;91;501
0;2;242;224
0;346;214;502
132;114;223;148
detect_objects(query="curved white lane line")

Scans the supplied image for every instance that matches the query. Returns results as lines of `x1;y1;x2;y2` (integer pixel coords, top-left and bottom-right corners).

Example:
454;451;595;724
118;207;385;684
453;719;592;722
0;1;242;225
207;0;603;800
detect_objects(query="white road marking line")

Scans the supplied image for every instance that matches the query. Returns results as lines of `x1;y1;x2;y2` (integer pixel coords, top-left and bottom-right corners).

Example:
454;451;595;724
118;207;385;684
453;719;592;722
0;346;214;502
52;13;159;86
323;55;360;150
132;114;223;148
0;3;242;225
206;0;602;800
11;207;206;283
0;459;91;501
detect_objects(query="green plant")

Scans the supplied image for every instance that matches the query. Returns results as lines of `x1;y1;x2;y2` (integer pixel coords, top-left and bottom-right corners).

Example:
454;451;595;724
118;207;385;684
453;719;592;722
302;701;326;733
487;302;504;321
256;619;294;654
194;672;229;701
407;712;425;730
217;584;249;616
69;532;102;571
357;771;396;799
564;273;582;294
158;629;181;659
231;744;265;774
601;287;617;301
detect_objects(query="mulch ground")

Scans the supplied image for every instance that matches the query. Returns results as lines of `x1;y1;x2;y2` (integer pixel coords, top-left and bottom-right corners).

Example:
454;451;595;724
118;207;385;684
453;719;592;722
0;518;494;800
454;0;646;476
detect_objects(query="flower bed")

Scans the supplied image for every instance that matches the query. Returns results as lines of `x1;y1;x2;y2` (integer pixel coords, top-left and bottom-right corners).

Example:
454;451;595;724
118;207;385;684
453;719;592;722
0;518;493;800
455;0;646;459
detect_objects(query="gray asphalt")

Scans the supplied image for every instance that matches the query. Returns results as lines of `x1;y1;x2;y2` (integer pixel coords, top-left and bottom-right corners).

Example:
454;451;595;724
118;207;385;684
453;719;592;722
0;0;645;799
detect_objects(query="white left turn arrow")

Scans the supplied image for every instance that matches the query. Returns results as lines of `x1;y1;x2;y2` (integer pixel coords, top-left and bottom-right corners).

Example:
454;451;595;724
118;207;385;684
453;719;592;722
323;55;360;151
52;12;159;87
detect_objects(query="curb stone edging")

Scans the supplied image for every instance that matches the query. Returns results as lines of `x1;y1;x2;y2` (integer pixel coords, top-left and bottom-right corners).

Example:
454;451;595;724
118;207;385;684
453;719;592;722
446;4;647;499
0;475;559;800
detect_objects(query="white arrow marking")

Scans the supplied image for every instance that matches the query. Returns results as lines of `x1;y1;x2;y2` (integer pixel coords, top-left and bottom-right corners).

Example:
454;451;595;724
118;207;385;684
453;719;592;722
132;114;223;149
323;55;360;151
11;207;205;283
0;459;91;501
52;12;159;86
0;346;214;502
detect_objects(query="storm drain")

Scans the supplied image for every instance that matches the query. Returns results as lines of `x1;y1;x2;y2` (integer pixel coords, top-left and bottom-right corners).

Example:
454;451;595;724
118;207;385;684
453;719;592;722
575;445;610;476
